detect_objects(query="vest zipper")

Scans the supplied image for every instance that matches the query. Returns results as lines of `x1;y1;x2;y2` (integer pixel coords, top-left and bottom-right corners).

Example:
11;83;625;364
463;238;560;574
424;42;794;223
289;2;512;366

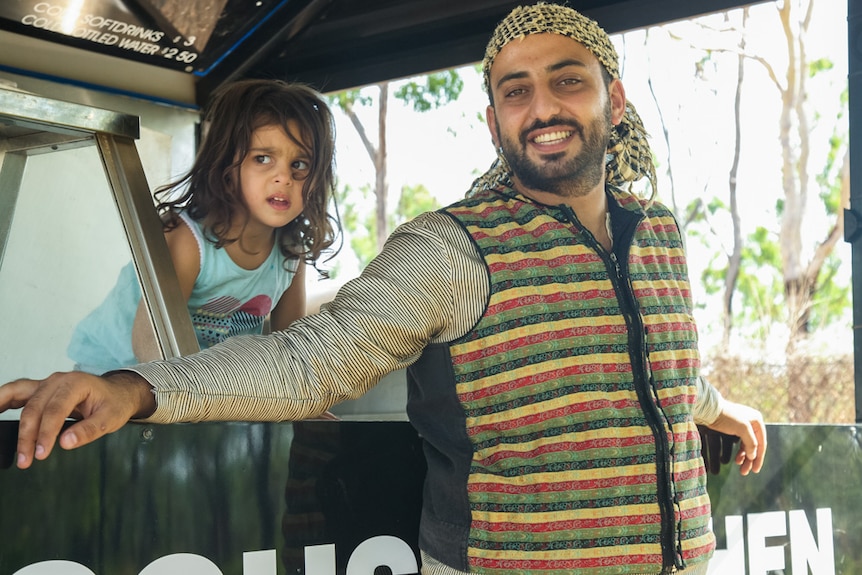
559;204;682;571
608;250;681;572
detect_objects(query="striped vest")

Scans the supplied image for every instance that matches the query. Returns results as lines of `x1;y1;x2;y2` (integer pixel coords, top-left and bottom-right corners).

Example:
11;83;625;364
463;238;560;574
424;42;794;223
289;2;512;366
407;187;713;574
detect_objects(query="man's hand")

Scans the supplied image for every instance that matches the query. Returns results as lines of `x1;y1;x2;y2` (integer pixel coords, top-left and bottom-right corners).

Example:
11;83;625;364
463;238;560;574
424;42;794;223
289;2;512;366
703;400;767;476
0;371;156;469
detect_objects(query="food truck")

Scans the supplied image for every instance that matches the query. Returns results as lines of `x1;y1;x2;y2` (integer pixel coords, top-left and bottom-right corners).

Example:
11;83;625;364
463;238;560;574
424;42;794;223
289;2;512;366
0;1;860;573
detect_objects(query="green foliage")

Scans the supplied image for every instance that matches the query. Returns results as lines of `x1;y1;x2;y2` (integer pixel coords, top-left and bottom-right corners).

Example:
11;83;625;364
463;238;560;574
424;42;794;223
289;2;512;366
327;88;372;109
706;197;727;215
330;181;375;278
334;181;441;271
700;255;726;297
394;183;440;226
808;57;834;76
808;253;850;329
691;45;849;353
816;86;849;217
818;152;843;216
394;69;464;112
734;227;783;339
743;226;781;266
698;206;850;344
326;69;465;267
699;224;784;341
328;70;464;116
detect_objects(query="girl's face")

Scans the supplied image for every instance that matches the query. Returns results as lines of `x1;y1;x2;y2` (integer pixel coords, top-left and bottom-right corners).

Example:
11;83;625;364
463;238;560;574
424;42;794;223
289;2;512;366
238;121;309;233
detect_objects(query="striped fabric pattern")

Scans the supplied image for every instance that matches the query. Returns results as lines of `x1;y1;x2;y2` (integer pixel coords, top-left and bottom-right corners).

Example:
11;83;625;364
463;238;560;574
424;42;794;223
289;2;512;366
444;188;712;574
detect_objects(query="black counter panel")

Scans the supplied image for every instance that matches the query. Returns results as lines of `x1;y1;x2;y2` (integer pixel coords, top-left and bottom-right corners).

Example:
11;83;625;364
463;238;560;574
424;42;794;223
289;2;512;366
1;422;861;574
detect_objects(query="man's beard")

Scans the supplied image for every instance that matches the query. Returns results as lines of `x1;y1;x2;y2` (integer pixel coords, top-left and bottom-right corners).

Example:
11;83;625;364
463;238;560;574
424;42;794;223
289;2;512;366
498;103;612;198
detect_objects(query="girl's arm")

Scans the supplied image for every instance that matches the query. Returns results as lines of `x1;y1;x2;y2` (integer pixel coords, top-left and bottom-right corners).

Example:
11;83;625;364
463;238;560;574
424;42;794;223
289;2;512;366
269;260;307;332
131;219;202;361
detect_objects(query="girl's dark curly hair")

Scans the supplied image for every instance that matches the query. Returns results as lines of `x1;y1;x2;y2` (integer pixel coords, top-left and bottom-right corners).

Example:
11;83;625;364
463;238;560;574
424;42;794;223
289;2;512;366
155;79;341;268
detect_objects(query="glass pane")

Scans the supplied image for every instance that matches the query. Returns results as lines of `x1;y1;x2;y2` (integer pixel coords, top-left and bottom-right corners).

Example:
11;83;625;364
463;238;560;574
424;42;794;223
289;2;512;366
0;145;156;390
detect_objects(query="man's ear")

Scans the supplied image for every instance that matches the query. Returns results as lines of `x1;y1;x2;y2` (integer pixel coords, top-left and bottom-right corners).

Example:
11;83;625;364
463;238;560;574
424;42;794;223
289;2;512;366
486;105;500;147
609;79;626;125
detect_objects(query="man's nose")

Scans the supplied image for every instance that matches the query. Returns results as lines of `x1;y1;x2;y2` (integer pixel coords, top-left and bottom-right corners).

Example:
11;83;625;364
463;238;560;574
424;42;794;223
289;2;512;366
530;86;563;122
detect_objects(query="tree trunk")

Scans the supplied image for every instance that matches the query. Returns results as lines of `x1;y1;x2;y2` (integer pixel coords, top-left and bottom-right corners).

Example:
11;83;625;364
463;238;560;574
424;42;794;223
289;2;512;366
338;82;391;256
776;0;814;353
375;82;389;252
722;8;748;349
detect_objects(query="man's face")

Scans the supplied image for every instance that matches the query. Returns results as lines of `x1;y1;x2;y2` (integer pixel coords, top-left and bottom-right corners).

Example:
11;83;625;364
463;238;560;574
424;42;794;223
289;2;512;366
486;33;624;198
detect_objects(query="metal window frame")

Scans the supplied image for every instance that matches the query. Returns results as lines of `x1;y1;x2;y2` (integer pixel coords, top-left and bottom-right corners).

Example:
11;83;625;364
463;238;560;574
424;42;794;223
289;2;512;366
0;86;199;362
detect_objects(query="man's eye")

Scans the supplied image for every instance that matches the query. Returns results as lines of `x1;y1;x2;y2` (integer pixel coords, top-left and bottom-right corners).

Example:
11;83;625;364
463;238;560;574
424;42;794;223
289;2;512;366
560;77;582;86
505;87;526;98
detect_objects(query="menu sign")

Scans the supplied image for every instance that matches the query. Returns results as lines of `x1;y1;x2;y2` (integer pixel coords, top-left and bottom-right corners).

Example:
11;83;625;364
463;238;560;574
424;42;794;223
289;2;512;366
0;0;277;74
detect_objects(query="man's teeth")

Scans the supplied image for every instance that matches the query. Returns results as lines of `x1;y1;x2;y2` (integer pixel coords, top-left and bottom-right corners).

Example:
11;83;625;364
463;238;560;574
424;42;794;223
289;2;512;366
533;131;572;144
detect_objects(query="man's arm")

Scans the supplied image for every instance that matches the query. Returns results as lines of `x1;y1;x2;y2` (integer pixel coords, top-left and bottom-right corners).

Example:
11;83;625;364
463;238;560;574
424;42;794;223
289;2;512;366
131;211;475;424
0;211;486;467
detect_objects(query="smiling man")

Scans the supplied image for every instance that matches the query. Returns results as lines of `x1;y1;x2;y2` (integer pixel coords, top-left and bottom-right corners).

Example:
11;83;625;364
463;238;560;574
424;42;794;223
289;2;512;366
1;3;766;575
489;35;616;196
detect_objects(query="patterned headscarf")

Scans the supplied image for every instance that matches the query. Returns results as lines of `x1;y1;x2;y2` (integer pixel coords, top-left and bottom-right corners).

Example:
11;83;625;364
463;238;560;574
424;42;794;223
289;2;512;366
471;2;657;197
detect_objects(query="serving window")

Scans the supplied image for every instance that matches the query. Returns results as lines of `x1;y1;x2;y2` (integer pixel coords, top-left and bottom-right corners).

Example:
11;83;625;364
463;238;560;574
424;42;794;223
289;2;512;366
0;84;408;421
0;85;197;411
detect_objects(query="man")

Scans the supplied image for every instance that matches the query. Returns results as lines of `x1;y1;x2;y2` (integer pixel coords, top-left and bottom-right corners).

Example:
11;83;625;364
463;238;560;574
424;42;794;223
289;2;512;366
1;3;765;574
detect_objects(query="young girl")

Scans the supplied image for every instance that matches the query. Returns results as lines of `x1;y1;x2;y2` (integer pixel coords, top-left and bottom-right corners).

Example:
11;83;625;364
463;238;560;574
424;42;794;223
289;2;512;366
68;79;340;374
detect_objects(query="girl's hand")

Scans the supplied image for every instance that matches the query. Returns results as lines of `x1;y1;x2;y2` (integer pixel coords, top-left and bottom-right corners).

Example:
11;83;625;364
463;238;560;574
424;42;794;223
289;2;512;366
315;410;340;421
